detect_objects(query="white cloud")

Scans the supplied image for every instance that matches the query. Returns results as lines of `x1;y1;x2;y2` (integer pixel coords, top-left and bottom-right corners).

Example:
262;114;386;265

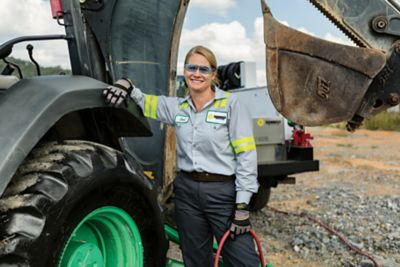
297;27;316;36
279;19;352;46
323;32;354;46
0;0;70;68
294;26;354;46
181;21;253;61
278;20;290;27
0;0;60;37
190;0;236;16
296;25;355;46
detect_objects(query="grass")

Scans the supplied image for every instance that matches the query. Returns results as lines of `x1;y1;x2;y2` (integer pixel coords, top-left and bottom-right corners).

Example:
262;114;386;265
363;111;400;131
326;111;400;132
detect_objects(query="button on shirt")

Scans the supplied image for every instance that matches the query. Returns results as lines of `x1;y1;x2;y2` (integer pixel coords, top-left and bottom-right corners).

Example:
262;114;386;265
131;86;259;204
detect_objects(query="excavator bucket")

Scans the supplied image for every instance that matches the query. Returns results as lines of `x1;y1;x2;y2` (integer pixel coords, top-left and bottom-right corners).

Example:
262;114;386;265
261;0;386;126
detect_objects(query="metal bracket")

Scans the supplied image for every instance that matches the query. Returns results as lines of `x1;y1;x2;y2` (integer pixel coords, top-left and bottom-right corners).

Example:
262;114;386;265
372;14;400;37
56;11;72;26
348;40;400;131
80;0;105;11
278;177;296;185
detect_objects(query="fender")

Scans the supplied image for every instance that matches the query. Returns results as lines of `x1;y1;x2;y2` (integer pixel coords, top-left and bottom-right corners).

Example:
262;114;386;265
0;75;151;195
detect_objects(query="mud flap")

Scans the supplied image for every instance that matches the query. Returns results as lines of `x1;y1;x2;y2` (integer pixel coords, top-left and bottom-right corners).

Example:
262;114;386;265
261;0;386;126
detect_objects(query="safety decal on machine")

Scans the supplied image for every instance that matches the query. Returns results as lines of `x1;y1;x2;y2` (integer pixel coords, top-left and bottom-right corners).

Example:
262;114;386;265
206;110;227;124
175;114;189;124
144;171;155;180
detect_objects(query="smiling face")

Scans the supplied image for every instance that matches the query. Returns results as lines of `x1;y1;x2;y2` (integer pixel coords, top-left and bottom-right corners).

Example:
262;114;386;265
184;53;217;94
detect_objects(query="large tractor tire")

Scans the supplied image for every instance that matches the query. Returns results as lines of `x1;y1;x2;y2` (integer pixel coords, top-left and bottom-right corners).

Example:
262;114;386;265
249;186;271;212
0;141;166;267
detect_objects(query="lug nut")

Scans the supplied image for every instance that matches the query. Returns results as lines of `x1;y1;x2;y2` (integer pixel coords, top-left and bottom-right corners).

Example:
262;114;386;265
373;16;388;32
395;42;400;54
388;93;400;106
377;19;387;29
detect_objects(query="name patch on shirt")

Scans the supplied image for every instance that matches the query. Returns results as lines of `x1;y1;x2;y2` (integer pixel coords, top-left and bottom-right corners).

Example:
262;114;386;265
175;114;189;124
206;110;227;124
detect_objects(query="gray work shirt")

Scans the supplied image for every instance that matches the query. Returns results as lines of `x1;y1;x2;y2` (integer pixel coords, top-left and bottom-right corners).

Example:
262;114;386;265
131;86;259;204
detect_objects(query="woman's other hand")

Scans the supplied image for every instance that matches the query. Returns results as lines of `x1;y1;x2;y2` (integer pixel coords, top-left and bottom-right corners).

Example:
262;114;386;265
229;203;251;240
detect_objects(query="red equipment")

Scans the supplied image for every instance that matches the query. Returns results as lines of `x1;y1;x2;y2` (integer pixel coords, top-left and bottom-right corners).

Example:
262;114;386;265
50;0;63;19
291;129;314;147
213;230;266;267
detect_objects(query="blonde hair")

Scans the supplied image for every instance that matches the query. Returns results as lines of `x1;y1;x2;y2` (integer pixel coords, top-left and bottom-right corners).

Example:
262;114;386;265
184;45;221;88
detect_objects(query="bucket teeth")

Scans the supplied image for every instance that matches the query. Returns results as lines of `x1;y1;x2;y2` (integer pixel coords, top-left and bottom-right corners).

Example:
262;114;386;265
309;0;369;48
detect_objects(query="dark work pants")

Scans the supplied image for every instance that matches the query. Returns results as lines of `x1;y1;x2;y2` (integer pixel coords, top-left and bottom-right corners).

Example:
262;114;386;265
173;171;260;267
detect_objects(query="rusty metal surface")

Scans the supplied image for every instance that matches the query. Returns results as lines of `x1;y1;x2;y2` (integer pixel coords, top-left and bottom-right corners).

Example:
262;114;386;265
261;1;386;126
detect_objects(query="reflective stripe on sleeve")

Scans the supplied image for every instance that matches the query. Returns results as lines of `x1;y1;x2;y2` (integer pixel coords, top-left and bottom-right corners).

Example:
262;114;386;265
231;136;256;154
144;95;158;119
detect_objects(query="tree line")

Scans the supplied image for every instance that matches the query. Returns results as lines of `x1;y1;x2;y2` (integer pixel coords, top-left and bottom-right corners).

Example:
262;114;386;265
0;57;70;78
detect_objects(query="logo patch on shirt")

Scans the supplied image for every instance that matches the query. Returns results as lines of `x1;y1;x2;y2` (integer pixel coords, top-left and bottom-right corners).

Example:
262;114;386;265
206;111;227;124
175;114;189;124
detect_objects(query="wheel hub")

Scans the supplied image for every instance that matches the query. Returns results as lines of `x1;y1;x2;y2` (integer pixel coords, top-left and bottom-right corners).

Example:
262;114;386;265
58;206;143;267
62;241;104;267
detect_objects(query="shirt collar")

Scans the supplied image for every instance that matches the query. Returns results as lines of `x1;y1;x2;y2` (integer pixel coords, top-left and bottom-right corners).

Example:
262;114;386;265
214;87;229;100
178;87;229;104
178;94;191;104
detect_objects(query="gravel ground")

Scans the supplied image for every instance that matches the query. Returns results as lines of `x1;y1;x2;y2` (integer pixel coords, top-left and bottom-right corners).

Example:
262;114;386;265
252;127;400;267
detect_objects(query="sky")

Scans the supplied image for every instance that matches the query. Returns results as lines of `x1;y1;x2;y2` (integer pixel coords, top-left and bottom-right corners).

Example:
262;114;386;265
0;0;352;86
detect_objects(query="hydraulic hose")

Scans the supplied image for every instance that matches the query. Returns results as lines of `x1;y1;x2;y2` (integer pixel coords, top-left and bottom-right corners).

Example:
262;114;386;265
214;229;266;267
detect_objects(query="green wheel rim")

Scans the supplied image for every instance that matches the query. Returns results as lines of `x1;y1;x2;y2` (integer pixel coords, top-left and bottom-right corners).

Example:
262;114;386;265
58;206;143;267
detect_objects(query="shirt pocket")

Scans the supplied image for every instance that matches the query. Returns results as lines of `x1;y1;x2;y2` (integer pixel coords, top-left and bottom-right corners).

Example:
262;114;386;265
175;123;193;157
202;122;229;152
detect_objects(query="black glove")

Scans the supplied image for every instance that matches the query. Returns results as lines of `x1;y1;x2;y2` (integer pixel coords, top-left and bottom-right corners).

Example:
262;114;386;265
229;203;251;240
103;78;133;107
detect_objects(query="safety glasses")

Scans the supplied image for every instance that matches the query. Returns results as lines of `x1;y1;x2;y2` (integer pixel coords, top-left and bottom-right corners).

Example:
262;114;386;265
184;64;215;74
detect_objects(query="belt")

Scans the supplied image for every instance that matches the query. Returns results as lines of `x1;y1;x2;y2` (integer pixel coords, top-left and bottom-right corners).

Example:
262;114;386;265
181;171;234;182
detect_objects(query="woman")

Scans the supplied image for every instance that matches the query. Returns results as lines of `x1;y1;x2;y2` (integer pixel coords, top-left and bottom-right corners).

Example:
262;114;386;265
103;45;260;266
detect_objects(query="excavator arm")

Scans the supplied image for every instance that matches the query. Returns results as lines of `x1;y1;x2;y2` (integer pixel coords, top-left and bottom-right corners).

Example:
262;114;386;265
262;0;400;131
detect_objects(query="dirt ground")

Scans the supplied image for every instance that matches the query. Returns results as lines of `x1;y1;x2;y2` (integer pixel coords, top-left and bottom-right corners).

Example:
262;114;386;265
256;127;400;267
